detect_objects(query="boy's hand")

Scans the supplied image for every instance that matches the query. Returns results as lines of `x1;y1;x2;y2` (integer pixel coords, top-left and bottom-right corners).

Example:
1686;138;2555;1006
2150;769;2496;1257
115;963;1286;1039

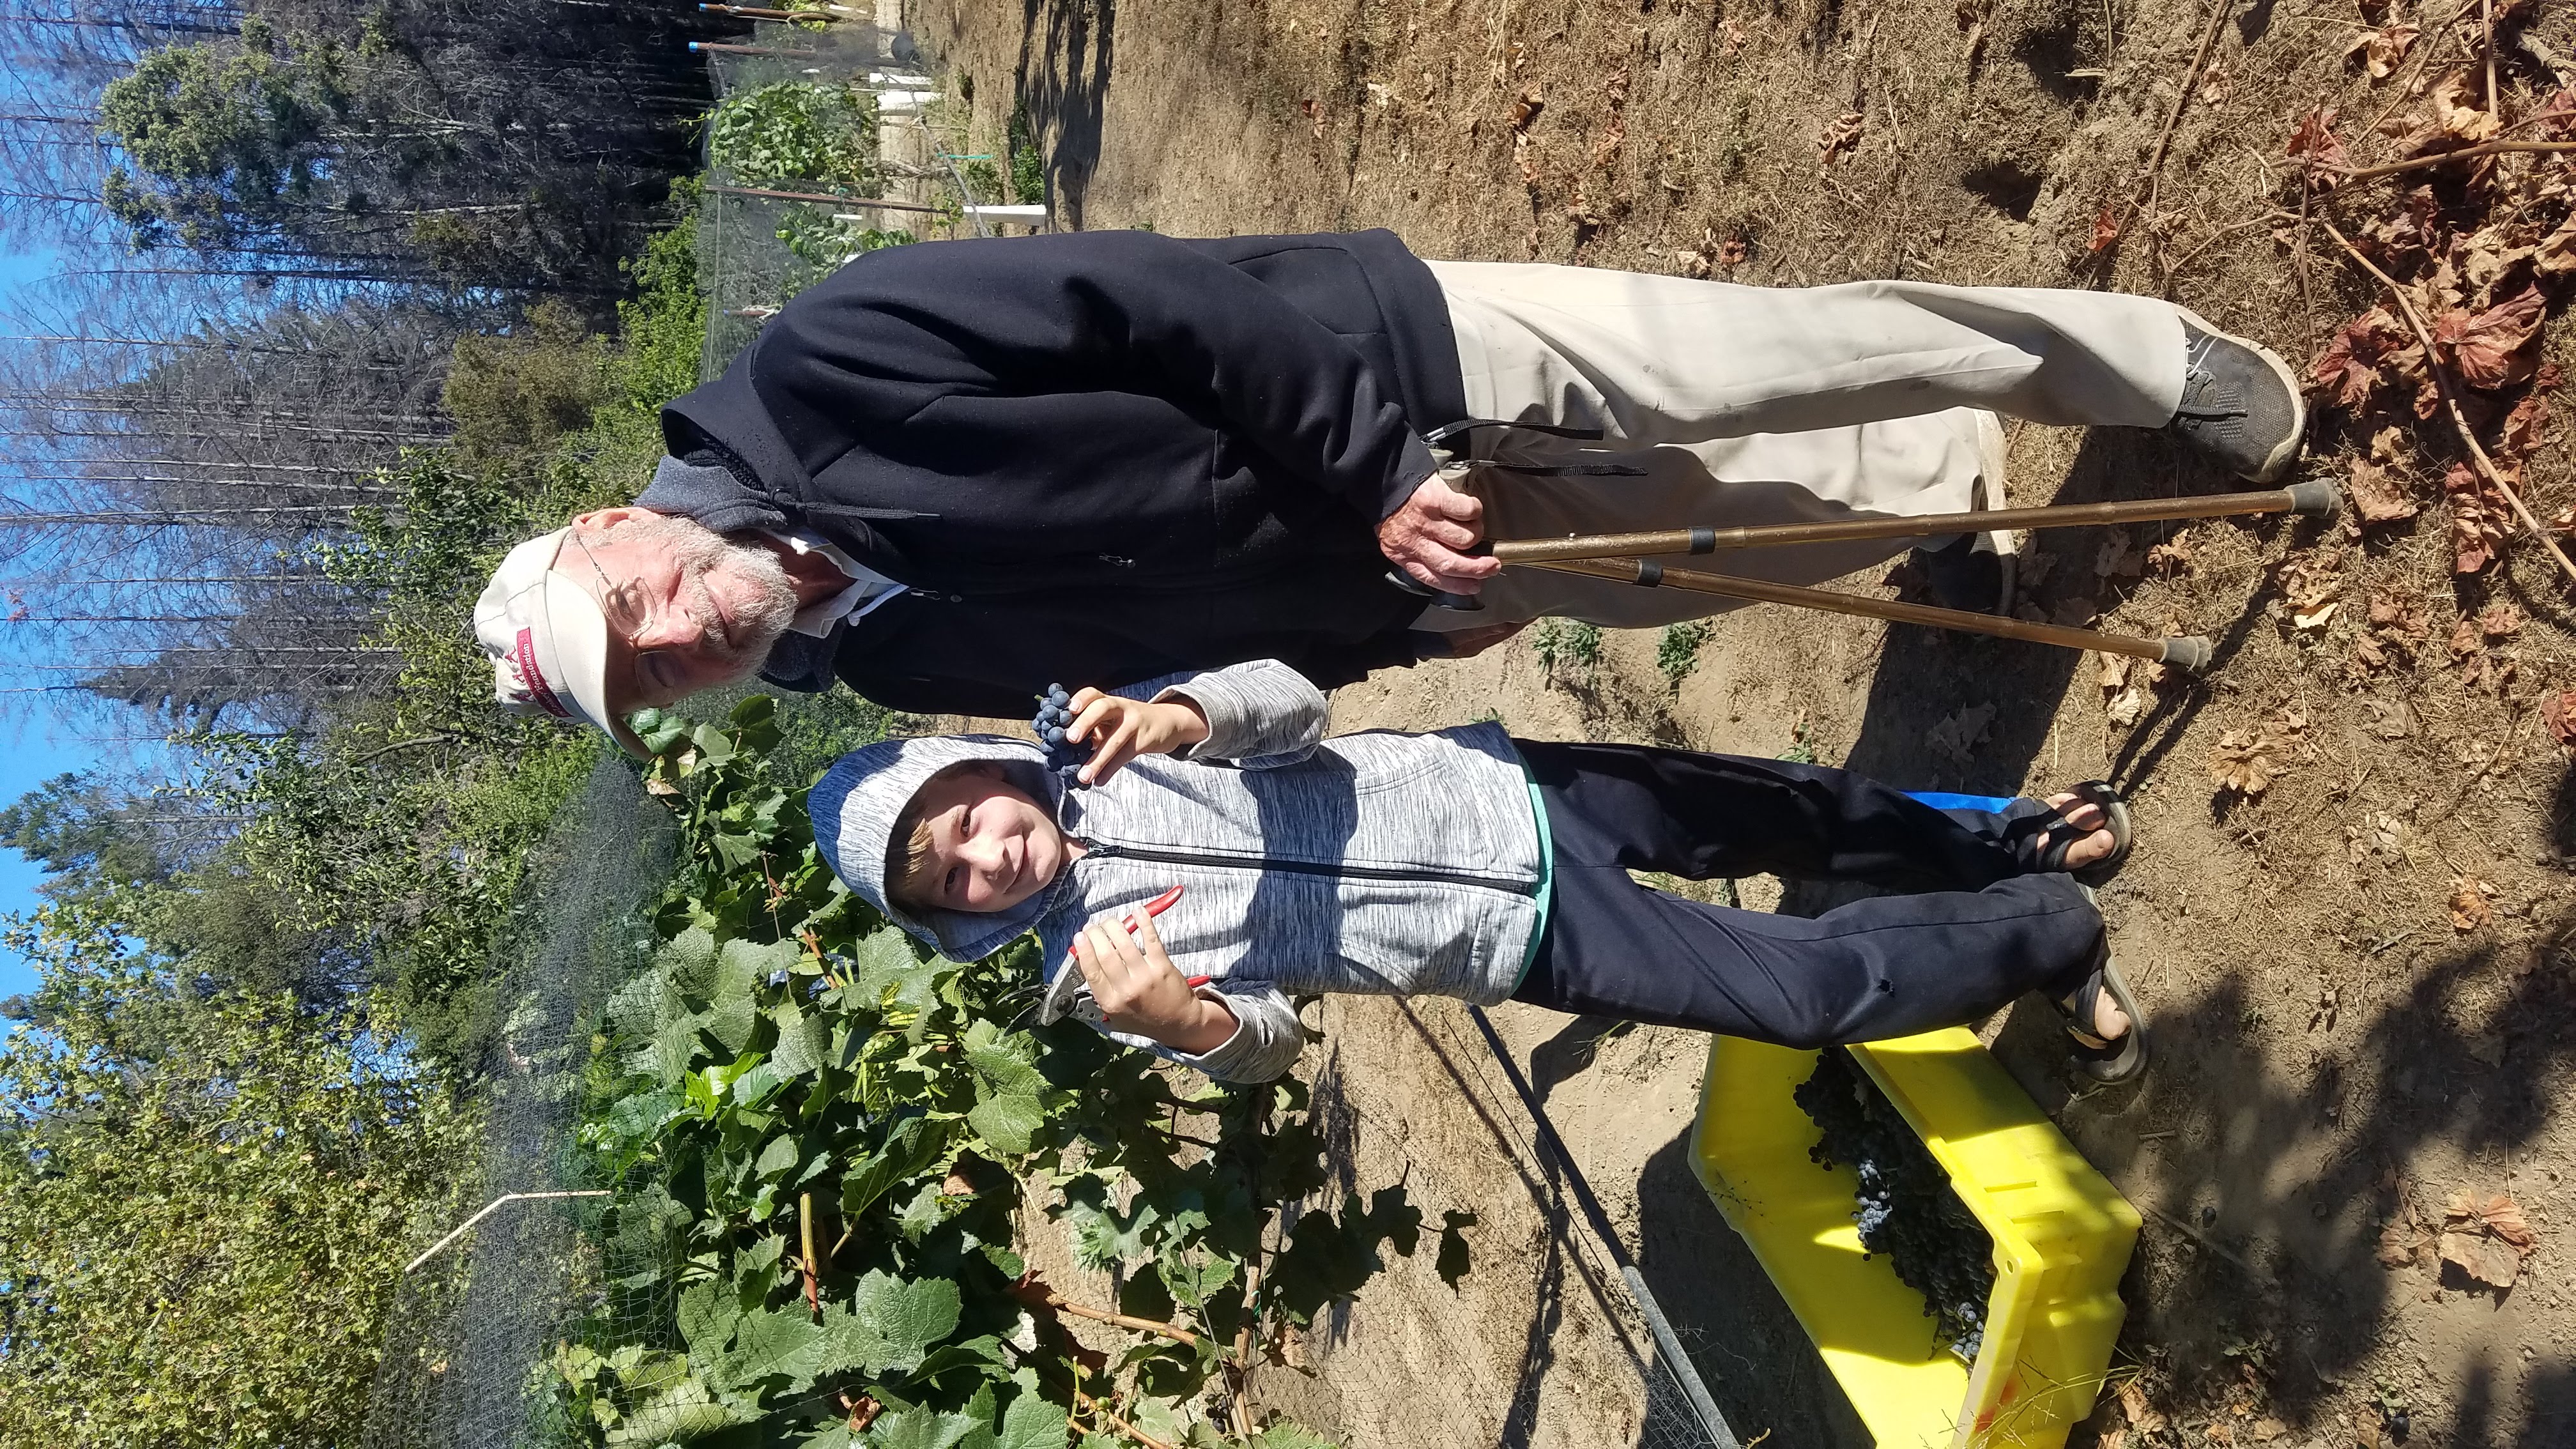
1064;689;1209;784
1071;905;1237;1054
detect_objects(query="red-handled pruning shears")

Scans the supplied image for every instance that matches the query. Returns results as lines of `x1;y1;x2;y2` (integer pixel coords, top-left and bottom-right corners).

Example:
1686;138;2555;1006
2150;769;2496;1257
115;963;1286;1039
1037;884;1210;1026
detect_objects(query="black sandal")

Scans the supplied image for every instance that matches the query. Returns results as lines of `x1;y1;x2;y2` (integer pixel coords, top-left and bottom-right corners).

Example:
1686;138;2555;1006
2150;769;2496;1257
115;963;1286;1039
2024;780;2133;884
2054;887;2149;1084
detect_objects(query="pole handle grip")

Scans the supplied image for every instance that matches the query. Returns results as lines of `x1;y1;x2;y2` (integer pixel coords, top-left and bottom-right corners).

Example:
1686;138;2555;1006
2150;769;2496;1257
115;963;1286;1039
2158;636;2216;672
2283;480;2339;516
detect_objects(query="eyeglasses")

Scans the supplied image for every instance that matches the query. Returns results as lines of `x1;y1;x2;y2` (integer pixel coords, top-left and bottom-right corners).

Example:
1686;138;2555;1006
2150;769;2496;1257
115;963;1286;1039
562;529;687;702
562;529;658;648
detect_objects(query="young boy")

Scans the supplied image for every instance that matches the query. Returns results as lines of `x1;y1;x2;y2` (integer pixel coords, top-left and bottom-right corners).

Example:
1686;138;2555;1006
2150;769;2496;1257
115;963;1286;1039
808;660;2143;1085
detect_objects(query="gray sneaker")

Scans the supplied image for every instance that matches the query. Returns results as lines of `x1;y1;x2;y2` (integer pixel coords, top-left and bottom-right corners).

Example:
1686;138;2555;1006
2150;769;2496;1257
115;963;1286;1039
2165;309;2306;482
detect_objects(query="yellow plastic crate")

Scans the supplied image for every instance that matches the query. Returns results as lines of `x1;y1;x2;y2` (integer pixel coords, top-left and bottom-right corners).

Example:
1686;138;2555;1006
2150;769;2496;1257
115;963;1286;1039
1689;1029;2141;1448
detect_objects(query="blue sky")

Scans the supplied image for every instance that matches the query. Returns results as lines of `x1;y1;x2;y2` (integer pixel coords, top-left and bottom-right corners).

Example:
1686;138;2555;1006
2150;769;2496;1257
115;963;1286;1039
0;244;95;1001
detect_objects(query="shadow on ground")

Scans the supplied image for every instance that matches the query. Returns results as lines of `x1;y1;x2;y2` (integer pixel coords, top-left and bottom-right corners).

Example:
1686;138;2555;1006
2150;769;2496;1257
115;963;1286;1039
1008;0;1112;227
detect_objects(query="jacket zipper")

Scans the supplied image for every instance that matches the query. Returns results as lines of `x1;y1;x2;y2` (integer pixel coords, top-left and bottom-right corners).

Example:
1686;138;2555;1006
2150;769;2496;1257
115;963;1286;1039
1078;838;1539;898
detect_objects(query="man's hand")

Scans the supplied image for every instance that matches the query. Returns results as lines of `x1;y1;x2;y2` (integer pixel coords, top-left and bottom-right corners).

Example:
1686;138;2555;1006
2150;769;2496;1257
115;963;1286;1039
1071;905;1238;1053
1379;473;1501;594
1064;689;1211;784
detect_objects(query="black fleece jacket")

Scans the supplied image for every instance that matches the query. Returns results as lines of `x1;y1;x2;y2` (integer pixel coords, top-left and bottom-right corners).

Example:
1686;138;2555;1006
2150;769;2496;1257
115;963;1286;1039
642;228;1471;717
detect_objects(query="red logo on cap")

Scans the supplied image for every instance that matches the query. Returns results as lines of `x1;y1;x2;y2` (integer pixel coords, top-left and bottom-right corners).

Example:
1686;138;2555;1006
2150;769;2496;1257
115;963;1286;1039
514;627;572;719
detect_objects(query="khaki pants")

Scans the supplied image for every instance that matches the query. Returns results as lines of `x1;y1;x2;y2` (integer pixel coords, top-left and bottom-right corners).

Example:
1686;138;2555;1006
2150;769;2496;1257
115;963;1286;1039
1420;261;2190;630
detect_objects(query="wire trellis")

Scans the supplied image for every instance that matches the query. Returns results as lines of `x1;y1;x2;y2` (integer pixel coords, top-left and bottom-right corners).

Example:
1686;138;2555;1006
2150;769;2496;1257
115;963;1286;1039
355;757;677;1449
693;18;1045;382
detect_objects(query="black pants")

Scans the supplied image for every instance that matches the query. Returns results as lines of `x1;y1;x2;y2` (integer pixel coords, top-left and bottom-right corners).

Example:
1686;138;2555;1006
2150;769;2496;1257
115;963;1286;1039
1509;740;2103;1047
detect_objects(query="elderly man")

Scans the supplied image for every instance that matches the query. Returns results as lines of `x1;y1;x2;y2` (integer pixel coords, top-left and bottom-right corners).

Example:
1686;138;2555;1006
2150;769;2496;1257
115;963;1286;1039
475;229;2303;750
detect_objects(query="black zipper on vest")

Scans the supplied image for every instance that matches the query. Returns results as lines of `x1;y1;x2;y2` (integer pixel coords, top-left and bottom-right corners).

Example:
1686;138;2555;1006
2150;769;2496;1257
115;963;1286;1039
1077;838;1538;897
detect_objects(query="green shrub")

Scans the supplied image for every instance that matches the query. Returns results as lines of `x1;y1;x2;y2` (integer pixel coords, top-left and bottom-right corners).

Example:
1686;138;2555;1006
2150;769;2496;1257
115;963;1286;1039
706;80;880;194
1656;619;1712;689
1533;618;1602;683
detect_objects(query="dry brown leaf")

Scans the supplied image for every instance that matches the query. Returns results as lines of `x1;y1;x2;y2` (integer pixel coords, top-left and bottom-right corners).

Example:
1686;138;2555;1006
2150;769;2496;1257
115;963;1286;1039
2449;613;2483;659
2500;381;2555;460
2539;213;2576;274
2294;600;2341;632
2541;690;2576;749
2349;457;2419;522
2444;461;2506;573
1817;111;1865;169
2121;1381;2170;1433
2451;877;2495;931
2428;70;2503;143
2436;284;2547;389
2206;1422;2234;1445
2478;602;2523;638
2347;22;2419;79
2379;1219;2423;1266
1507;85;1545;132
2090;204;2122;254
2288;108;2350;176
2107;687;2147;727
2145;539;2193;575
2443;1228;2524;1285
2096;533;2143;579
2099;654;2131;691
2251;1418;2288;1443
2210;709;2308;795
1928;702;1997;765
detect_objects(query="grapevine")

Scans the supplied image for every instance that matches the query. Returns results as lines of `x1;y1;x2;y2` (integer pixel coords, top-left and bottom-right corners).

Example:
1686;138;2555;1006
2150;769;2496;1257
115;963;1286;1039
549;695;1447;1447
1794;1048;1996;1364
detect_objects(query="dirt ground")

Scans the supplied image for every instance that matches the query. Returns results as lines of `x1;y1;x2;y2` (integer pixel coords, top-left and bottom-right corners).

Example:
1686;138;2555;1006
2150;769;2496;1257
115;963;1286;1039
914;0;2576;1443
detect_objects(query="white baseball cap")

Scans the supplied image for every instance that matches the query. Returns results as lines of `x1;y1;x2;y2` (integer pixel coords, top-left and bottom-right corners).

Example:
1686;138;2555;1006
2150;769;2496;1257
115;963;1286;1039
473;527;650;758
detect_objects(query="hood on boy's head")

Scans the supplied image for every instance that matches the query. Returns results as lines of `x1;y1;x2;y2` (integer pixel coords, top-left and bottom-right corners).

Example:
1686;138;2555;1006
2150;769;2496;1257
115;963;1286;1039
808;733;1067;962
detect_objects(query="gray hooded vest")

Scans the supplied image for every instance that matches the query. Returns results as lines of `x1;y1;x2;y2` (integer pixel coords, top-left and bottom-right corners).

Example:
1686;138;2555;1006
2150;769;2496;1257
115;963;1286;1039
806;660;1546;1081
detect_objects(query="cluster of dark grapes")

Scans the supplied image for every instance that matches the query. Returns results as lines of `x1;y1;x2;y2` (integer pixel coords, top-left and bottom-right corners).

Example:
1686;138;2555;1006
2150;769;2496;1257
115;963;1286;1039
1032;683;1092;782
1794;1048;1997;1364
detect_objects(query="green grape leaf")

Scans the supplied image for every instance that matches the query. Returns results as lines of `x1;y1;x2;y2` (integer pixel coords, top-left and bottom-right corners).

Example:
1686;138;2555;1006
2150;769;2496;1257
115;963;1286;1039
772;997;831;1078
912;1334;1010;1385
894;1181;951;1243
702;991;758;1055
1068;1197;1160;1270
607;1379;758;1445
841;1113;948;1220
992;1391;1068;1449
843;926;924;1000
965;1089;1045;1157
1156;1246;1236;1311
754;1134;801;1181
675;1278;741;1356
821;1268;961;1377
654;1010;710;1085
659;926;719;999
741;1234;787;1278
710;1307;827;1392
864;1406;983;1449
962;1018;1046;1098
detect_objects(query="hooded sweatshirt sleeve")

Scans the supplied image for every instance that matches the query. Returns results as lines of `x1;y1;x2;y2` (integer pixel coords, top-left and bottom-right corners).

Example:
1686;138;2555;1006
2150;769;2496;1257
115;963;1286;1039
1106;983;1306;1083
1119;660;1328;766
751;231;1439;525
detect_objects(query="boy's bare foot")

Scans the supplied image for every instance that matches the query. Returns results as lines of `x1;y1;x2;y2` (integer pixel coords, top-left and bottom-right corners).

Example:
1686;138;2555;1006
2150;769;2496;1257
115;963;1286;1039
2063;979;2131;1044
2034;792;2118;871
2057;885;2149;1082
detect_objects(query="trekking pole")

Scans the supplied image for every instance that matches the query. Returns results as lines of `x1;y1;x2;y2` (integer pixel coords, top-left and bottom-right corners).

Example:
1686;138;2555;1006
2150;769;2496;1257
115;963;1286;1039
1521;556;2217;671
1488;480;2335;565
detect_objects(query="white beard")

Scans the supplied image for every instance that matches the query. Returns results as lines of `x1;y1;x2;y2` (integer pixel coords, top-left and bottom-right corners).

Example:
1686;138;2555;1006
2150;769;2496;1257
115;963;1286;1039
600;512;799;685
